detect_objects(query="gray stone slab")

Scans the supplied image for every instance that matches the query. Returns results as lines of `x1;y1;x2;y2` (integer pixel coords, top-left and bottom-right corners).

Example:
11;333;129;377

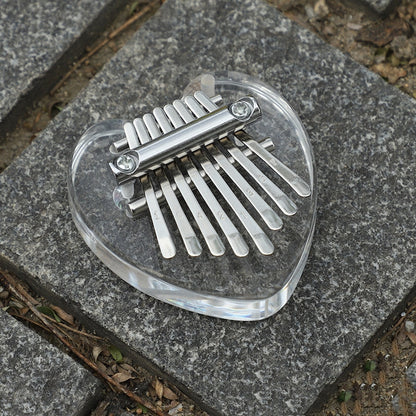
0;309;102;415
407;361;416;390
0;0;415;415
0;0;121;136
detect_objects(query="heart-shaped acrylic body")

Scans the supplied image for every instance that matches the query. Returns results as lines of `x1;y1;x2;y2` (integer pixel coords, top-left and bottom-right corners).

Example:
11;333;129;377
68;71;317;320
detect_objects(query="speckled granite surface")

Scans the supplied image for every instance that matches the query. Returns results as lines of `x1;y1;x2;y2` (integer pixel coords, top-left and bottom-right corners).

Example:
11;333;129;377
0;0;120;134
407;361;416;389
0;0;415;415
0;310;102;415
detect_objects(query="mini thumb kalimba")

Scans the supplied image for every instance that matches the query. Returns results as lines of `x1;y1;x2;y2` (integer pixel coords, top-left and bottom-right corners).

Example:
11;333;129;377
68;71;316;321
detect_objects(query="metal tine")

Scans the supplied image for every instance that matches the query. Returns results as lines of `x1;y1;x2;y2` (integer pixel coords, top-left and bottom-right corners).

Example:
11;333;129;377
112;119;151;153
124;121;140;148
152;108;225;257
157;171;202;256
195;151;274;255
219;143;297;215
234;130;311;198
206;147;283;230
133;118;151;145
141;110;202;257
173;99;195;124
183;95;206;118
189;94;282;230
194;91;298;216
164;104;249;257
144;182;176;259
178;97;273;255
126;121;175;258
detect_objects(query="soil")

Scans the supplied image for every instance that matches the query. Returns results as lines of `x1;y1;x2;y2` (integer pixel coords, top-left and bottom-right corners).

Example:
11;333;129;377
0;0;415;415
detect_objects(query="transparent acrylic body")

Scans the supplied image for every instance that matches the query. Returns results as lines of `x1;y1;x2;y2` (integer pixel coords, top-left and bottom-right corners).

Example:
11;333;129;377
68;71;317;321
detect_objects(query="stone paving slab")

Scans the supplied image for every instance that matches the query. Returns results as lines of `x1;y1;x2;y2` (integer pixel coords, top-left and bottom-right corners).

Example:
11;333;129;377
0;0;415;415
407;361;416;390
0;0;121;135
0;309;102;415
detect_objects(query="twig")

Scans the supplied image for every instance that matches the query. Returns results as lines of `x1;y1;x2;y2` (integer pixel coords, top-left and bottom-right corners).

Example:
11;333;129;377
9;311;52;333
1;272;39;305
386;304;416;337
0;271;167;416
40;312;103;340
408;349;416;368
50;0;162;96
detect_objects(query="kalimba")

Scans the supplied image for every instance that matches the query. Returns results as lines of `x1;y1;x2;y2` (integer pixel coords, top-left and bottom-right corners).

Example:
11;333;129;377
68;72;316;320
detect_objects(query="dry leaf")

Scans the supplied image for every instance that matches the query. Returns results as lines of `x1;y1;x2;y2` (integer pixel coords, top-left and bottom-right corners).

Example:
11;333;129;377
397;327;408;343
20;307;29;316
112;372;133;383
93;346;103;361
120;363;138;374
165;401;179;411
353;399;362;415
356;19;412;47
371;63;407;83
406;331;416;345
163;386;178;401
51;305;74;325
96;361;107;374
153;378;164;400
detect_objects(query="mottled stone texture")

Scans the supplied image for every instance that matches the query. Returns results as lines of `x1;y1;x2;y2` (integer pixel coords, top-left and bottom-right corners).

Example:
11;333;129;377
407;362;416;390
0;0;121;135
0;310;102;415
0;0;415;415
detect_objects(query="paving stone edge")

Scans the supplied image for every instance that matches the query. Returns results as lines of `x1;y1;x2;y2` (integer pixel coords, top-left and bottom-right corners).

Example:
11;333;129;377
307;283;416;413
0;0;125;138
0;258;219;416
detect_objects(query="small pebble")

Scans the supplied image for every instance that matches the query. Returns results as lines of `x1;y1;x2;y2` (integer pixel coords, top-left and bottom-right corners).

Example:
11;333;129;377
304;4;315;19
168;403;183;415
313;0;329;19
0;290;9;299
405;320;415;333
347;22;363;31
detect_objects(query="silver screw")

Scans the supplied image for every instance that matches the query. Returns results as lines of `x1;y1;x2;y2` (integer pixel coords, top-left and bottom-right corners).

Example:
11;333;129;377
116;154;136;172
230;100;253;119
